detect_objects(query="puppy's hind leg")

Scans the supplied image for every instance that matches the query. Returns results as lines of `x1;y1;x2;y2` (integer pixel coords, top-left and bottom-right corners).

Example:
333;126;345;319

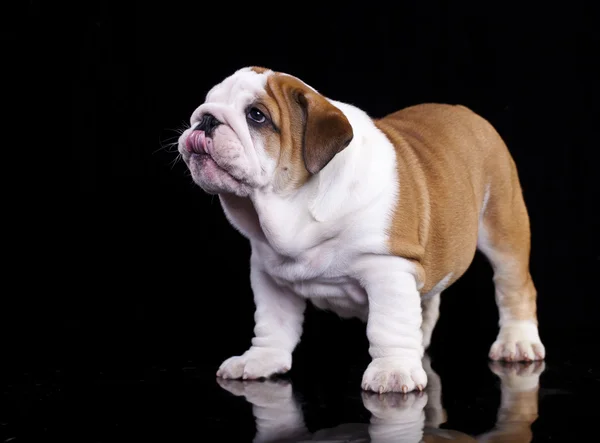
477;175;545;362
421;293;441;350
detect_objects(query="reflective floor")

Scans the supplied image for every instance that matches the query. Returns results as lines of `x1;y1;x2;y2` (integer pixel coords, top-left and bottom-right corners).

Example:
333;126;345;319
2;343;598;442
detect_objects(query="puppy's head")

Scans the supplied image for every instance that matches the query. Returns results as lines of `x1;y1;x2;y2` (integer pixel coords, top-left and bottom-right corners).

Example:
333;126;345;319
178;67;353;196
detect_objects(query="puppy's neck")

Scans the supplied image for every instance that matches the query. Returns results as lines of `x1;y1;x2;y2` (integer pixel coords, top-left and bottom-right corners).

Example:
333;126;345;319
243;100;396;256
306;99;395;223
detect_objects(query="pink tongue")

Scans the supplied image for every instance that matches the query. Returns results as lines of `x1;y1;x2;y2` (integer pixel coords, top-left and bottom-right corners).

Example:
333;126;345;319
185;130;207;154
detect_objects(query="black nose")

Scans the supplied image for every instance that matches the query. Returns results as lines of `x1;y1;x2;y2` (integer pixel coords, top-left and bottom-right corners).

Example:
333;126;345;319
195;113;221;136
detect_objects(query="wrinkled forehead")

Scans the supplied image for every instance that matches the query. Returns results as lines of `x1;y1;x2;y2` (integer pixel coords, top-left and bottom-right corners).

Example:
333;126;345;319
205;67;273;108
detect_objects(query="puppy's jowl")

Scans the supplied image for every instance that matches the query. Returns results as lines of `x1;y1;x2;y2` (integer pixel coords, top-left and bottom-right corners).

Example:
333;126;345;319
177;67;545;393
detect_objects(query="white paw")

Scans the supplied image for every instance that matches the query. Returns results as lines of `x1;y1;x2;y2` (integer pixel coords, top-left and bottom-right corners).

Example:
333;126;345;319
216;347;291;380
489;321;545;362
362;357;428;393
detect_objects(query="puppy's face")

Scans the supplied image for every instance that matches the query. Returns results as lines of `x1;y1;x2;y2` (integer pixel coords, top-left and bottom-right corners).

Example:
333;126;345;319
178;67;353;196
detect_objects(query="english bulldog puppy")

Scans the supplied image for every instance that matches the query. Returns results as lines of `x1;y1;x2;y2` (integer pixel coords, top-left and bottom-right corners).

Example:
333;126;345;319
177;67;545;393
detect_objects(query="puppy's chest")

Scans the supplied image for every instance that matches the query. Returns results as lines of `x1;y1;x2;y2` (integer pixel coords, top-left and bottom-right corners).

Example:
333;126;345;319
258;242;369;314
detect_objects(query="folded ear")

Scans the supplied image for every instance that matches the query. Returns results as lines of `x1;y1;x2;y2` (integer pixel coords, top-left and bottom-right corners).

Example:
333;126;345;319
297;92;354;175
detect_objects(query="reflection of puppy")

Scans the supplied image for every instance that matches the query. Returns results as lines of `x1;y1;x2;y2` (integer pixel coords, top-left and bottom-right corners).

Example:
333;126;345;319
474;362;544;443
217;378;310;443
217;356;544;443
179;67;545;393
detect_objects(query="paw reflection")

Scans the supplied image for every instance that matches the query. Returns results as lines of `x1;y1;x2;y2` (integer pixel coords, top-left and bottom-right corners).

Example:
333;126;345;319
362;390;429;442
217;378;309;443
216;356;544;443
217;377;293;404
489;360;546;391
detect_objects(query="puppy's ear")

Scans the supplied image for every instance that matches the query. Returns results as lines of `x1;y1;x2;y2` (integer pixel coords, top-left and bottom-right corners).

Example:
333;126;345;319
296;91;353;175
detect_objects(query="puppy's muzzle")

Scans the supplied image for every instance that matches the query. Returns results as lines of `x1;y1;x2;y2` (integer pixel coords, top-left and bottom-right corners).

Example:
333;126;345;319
185;113;221;155
185;130;209;155
195;113;221;137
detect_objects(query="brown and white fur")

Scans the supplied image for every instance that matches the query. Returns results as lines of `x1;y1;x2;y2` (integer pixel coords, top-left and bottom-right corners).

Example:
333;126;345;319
177;67;545;393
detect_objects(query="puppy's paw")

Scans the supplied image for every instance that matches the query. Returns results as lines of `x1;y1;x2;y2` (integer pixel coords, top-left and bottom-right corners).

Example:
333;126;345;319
489;321;545;362
216;347;291;380
489;360;546;392
361;357;428;393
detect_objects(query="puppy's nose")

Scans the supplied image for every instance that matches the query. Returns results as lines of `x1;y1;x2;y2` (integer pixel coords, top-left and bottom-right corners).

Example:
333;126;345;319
194;113;221;136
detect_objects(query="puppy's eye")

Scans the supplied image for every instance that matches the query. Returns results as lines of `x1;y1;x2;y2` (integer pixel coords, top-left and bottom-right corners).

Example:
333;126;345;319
247;107;267;124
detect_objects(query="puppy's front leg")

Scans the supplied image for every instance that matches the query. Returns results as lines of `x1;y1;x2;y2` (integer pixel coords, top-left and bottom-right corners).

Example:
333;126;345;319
217;261;306;380
358;257;427;393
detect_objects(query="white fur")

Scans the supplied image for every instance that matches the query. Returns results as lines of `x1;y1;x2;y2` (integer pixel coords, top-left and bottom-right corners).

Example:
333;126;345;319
178;68;427;391
421;292;441;349
354;256;426;392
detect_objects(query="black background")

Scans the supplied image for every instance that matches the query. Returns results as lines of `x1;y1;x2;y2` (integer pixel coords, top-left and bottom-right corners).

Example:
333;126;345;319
3;1;599;441
14;0;600;379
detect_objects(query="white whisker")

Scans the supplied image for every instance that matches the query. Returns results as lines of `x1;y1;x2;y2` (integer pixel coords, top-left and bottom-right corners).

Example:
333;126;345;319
154;139;180;155
169;153;182;170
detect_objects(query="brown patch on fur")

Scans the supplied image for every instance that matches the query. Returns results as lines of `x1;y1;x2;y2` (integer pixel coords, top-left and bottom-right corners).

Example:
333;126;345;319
376;104;537;323
256;73;353;190
296;91;354;174
250;66;270;74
